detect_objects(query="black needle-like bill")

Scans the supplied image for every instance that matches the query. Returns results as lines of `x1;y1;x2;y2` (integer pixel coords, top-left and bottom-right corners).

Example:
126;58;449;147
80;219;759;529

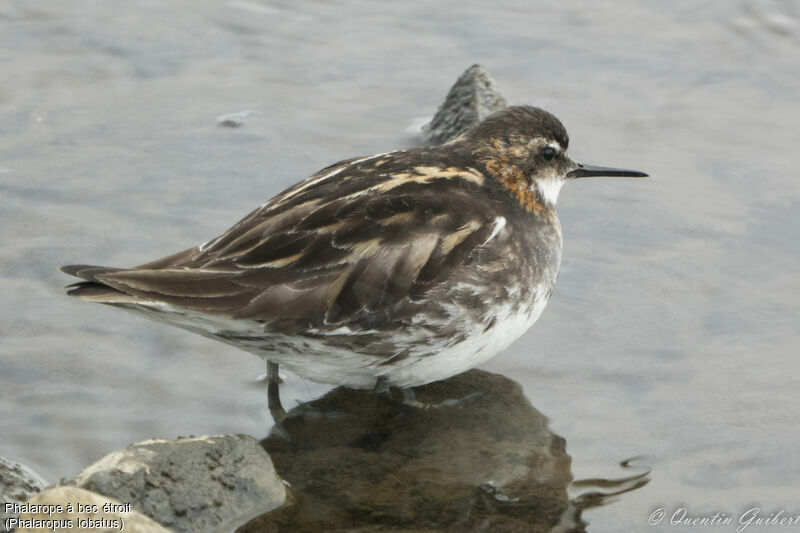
567;163;648;178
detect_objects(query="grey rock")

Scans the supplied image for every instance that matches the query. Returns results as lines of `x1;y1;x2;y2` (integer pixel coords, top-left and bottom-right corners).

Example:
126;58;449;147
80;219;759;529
423;64;509;145
71;435;285;533
1;457;46;529
216;109;260;127
17;486;171;533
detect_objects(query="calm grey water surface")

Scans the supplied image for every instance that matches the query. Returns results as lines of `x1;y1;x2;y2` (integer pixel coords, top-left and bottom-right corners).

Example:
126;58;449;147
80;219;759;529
2;0;800;531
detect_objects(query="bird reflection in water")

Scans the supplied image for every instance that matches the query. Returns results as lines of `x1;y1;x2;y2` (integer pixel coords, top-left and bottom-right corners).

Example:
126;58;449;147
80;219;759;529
239;370;649;532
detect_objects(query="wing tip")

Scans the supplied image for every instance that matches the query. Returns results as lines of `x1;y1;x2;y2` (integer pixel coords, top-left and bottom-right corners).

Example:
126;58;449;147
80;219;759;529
60;264;91;276
60;264;126;283
65;281;148;304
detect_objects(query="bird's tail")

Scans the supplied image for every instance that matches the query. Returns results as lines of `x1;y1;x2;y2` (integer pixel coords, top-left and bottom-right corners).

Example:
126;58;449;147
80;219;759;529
60;264;149;304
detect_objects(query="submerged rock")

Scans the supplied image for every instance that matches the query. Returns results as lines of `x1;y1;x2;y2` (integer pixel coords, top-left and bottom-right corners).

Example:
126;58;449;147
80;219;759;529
216;109;260;127
240;370;581;532
70;434;285;533
423;64;509;145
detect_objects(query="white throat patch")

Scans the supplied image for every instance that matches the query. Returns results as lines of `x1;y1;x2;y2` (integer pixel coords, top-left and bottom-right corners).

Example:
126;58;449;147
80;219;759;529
534;177;565;206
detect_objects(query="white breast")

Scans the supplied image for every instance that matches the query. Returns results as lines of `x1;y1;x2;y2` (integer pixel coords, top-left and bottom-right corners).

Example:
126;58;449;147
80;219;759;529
379;282;553;388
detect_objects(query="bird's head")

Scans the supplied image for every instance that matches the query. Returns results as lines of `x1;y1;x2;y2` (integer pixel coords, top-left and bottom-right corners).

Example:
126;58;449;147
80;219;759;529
457;105;647;211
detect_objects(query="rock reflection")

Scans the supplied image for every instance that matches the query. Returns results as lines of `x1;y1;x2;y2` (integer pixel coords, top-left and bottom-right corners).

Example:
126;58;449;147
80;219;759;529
239;370;648;532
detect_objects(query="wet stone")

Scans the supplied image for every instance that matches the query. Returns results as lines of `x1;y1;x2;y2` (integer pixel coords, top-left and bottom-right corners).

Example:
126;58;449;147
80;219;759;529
239;370;581;533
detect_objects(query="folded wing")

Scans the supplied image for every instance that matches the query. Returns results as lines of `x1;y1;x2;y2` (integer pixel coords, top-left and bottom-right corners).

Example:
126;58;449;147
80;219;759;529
63;155;500;326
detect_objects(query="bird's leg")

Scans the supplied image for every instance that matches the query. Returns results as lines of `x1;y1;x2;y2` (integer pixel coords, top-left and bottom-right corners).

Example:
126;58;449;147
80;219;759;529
373;377;428;410
373;375;391;397
401;387;415;403
373;376;415;413
267;360;286;423
401;387;429;409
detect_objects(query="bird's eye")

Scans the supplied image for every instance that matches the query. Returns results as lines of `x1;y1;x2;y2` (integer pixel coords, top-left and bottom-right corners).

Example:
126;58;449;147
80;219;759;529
541;146;557;161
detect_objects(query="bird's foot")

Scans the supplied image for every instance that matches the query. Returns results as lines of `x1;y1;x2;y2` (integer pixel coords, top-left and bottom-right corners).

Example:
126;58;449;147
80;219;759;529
374;377;486;410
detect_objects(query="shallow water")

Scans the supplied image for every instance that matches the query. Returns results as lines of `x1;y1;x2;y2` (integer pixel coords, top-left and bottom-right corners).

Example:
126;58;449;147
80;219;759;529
2;0;799;531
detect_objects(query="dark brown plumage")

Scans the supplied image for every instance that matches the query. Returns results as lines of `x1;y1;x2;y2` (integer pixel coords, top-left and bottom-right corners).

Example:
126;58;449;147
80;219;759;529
62;105;646;393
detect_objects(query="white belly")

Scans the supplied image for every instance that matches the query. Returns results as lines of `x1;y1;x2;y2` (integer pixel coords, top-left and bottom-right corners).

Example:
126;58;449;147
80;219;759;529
379;282;552;388
245;281;553;389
